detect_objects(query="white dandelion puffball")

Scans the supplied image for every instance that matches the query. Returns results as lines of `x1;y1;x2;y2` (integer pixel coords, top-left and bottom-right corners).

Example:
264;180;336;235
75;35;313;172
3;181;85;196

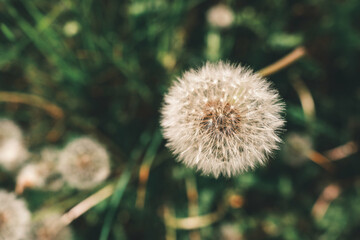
30;213;73;240
220;223;243;240
58;137;110;189
0;190;31;240
161;62;285;178
16;148;64;193
0;119;28;171
207;4;234;28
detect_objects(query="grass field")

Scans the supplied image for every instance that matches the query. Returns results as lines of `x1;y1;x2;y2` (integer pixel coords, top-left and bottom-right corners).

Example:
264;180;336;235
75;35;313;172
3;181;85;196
0;0;360;239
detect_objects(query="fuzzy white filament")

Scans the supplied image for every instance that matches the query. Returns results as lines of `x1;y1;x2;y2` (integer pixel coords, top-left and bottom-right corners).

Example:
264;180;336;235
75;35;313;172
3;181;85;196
58;137;110;189
161;62;285;178
0;190;31;240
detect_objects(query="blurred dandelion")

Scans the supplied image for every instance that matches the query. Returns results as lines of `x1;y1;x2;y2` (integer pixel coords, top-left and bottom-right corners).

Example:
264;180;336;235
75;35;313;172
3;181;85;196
63;21;80;37
206;4;234;28
219;223;243;240
161;62;284;178
30;213;73;240
16;147;64;194
58;137;110;189
0;190;31;240
0;119;28;171
282;133;312;166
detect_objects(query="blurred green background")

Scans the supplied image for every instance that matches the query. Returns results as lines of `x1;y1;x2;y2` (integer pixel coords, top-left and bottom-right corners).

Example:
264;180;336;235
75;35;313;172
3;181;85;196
0;0;360;239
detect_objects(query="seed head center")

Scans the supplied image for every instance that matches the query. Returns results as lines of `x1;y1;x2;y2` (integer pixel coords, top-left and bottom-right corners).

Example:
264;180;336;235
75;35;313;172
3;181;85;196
0;212;7;227
200;100;241;136
37;226;53;240
77;154;91;168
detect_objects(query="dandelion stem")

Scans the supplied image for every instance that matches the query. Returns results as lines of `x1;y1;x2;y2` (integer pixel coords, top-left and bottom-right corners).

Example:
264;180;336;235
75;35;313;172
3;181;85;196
45;184;115;239
59;184;115;227
185;174;201;240
185;175;199;217
291;77;316;121
258;46;307;77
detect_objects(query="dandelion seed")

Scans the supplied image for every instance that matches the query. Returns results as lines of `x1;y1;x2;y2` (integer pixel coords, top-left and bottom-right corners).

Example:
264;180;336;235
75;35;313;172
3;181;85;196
16;148;64;193
0;190;31;240
0;119;28;171
161;62;285;177
30;213;73;240
58;137;110;189
207;4;234;28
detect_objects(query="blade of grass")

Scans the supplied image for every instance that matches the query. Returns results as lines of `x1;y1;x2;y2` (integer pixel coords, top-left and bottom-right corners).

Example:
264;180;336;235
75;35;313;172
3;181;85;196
5;3;84;82
136;129;163;208
100;129;157;240
1;23;16;41
99;163;133;240
0;40;29;67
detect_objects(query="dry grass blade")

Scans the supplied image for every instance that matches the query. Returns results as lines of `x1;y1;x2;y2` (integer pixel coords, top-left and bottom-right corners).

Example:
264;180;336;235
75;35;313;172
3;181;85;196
163;205;225;230
291;77;316;121
0;91;63;119
325;141;358;161
258;46;307;77
312;183;341;220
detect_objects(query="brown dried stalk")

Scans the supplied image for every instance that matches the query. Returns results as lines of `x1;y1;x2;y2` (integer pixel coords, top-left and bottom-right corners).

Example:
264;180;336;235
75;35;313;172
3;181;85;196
325;141;358;161
307;150;335;172
291;77;316;121
0;91;63;119
0;91;64;141
163;205;225;230
43;183;115;239
135;164;150;208
258;46;307;77
59;184;114;227
312;183;341;219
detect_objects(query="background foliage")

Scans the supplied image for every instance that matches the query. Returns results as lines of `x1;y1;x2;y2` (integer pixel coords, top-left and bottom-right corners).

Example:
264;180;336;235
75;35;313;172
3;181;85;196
0;0;360;239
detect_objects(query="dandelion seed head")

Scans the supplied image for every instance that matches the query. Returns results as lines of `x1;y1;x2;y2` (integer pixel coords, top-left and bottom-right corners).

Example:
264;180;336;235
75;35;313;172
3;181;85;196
161;62;285;177
282;133;312;166
58;137;110;189
207;4;234;28
220;223;243;240
0;119;28;171
0;190;31;240
16;148;64;193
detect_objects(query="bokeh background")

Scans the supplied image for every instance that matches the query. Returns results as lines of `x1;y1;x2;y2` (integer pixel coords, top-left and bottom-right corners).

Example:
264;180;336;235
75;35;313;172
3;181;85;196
1;0;360;239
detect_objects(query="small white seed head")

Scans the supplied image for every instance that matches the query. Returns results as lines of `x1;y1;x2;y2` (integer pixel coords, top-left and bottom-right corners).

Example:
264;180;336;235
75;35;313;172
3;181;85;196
58;137;110;189
16;147;64;193
207;4;234;28
0;119;28;171
0;190;31;240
